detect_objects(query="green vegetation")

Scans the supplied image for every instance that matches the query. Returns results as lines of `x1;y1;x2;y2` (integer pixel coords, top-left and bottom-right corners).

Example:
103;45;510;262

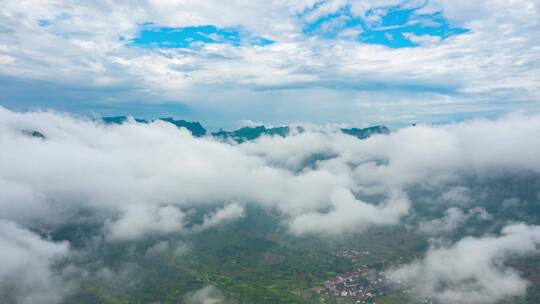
56;207;436;304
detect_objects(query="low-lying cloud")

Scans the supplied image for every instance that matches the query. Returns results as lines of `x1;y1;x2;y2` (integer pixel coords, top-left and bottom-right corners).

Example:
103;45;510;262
1;107;540;303
418;207;492;236
2;106;540;238
193;203;245;232
289;188;410;235
390;224;540;304
0;220;70;304
184;285;227;304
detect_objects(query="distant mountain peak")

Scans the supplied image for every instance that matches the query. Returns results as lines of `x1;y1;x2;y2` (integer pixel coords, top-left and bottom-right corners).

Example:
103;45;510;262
21;130;46;139
158;118;206;137
211;125;302;143
100;117;389;142
100;116;206;137
341;125;390;139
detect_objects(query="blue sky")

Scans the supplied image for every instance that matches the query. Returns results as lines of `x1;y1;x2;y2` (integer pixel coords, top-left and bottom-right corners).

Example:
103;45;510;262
130;24;273;48
130;3;467;49
302;3;468;48
0;0;539;128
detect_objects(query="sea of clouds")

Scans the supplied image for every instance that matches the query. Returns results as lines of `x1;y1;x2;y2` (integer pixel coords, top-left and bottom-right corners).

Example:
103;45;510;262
1;107;540;303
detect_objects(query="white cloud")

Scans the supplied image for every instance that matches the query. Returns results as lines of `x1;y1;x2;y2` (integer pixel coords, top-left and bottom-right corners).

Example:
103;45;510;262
184;285;226;304
106;204;187;241
2;107;540;239
0;106;354;236
194;203;245;231
288;188;410;235
0;220;70;304
145;240;190;257
402;32;442;46
390;223;540;304
438;186;474;206
418;207;491;236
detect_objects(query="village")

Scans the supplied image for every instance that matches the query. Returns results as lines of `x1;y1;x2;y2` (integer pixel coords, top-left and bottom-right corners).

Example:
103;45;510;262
325;249;436;304
324;266;389;302
332;249;371;258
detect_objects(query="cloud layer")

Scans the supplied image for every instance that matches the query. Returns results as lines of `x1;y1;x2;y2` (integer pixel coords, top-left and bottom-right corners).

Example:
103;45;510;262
2;107;540;236
1;1;539;125
0;220;70;304
391;224;540;304
2;107;540;302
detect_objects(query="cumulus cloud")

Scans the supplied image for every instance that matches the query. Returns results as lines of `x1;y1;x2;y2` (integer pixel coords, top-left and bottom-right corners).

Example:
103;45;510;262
418;207;491;236
289;188;409;235
106;204;187;241
390;224;540;304
184;285;227;304
194;203;245;232
0;220;70;304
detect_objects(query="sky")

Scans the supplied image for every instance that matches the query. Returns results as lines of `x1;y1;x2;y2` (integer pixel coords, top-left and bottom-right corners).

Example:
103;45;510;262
0;0;539;128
